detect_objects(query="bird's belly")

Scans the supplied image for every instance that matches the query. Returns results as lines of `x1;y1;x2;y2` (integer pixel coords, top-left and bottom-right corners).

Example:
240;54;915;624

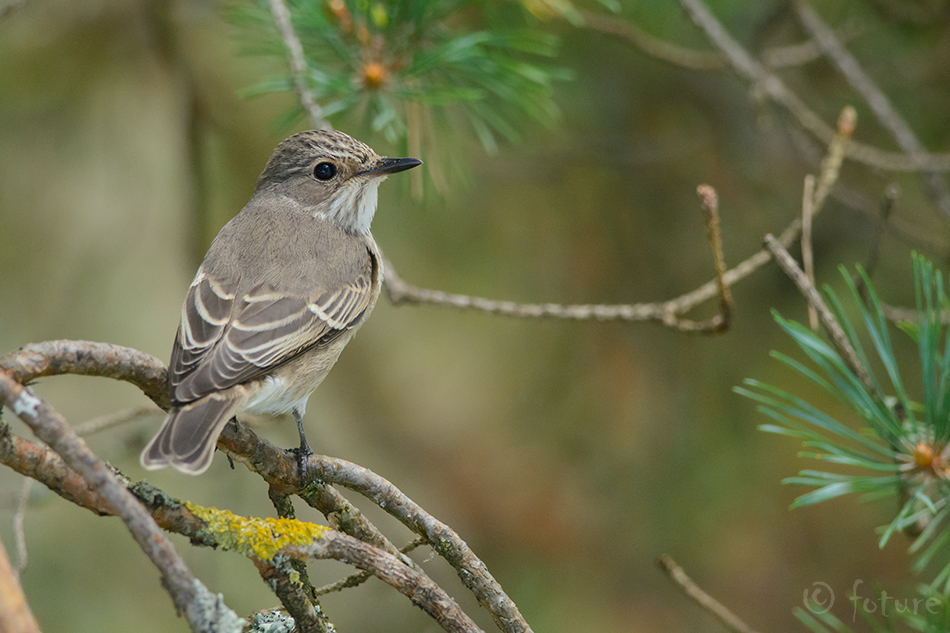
240;331;356;417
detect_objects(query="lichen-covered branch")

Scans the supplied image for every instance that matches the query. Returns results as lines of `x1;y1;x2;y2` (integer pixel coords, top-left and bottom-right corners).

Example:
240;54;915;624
0;341;520;632
216;418;532;633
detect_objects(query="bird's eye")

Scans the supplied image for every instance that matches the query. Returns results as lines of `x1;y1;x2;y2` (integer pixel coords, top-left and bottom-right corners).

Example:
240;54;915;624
313;162;337;181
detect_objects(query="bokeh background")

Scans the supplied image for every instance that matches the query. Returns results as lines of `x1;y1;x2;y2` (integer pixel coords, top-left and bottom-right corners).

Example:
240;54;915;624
2;0;949;631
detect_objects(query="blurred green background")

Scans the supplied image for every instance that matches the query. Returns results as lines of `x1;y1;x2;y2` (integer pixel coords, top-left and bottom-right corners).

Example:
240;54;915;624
2;0;949;631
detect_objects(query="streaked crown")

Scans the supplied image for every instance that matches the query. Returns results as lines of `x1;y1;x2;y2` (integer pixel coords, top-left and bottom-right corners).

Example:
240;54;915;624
253;129;413;235
257;129;379;188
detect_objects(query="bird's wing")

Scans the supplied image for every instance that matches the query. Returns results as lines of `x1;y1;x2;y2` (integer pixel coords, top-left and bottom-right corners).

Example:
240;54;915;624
168;256;375;405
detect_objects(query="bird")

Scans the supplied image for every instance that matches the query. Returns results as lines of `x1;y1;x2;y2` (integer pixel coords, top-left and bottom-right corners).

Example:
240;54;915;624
140;129;421;476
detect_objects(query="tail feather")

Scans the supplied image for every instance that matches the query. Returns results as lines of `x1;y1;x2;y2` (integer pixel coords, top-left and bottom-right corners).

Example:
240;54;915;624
140;396;241;475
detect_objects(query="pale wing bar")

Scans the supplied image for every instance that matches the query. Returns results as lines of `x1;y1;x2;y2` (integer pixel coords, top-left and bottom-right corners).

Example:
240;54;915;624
169;272;373;405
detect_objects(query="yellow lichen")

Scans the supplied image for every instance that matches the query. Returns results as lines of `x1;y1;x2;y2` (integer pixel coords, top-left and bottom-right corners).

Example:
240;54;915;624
185;501;327;560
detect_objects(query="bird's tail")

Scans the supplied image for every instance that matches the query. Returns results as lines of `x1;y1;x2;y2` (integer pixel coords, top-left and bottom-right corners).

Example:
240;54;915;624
140;395;241;475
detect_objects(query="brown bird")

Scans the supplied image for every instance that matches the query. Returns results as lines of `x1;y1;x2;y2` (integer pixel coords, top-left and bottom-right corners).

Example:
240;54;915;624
141;129;421;475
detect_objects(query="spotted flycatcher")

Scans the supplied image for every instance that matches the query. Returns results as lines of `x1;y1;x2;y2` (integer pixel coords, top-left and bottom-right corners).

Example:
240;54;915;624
141;129;421;475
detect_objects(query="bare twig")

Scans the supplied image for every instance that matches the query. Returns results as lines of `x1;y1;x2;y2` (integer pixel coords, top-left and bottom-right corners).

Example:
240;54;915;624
383;188;733;334
580;9;869;71
268;0;329;129
762;235;876;395
657;554;763;633
793;0;950;219
12;477;31;577
0;340;415;567
644;105;855;319
0;425;112;515
760;19;870;69
697;184;732;333
0;370;242;633
579;10;725;70
855;184;900;306
801;175;818;330
678;0;950;173
287;533;484;633
74;405;162;436
314;537;426;596
0;340;170;410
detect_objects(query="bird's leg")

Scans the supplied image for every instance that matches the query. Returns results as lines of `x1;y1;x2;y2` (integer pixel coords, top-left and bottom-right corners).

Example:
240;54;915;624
293;409;313;481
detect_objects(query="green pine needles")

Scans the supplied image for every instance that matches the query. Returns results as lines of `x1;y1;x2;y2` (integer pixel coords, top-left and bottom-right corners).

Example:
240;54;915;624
737;255;950;630
232;0;568;151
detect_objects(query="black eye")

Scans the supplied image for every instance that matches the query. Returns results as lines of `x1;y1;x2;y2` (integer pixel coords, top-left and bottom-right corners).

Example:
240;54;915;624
313;162;337;180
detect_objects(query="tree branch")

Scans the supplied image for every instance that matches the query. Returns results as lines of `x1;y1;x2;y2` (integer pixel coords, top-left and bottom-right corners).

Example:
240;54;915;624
0;341;525;633
0;370;242;633
762;235;876;395
268;0;328;129
792;0;950;219
0;340;170;410
677;0;950;173
217;419;532;633
657;554;763;633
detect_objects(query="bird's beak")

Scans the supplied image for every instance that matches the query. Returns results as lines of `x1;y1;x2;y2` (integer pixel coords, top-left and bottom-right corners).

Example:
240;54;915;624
363;157;422;178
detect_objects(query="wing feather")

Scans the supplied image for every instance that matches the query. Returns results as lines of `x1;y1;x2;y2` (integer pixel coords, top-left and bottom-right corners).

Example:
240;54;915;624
168;248;376;405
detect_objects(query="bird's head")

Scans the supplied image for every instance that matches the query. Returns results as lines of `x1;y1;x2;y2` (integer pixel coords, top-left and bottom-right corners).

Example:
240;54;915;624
256;129;421;234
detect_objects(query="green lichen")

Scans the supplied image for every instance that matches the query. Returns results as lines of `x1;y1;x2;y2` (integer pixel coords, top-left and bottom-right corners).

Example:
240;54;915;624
185;501;327;560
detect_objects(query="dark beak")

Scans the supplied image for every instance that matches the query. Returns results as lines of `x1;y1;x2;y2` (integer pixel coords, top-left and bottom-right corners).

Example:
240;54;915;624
364;157;422;177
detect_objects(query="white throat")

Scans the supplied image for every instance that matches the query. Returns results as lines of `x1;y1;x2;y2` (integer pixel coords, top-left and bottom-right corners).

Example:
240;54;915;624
324;176;384;234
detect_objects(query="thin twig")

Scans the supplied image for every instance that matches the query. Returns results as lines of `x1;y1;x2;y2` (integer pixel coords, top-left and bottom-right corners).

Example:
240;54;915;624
314;537;426;596
793;0;950;219
268;0;328;129
657;554;763;633
0;370;243;633
801;175;818;330
579;10;725;71
760;18;870;68
678;0;950;173
697;184;732;333
253;557;331;633
0;340;415;568
296;479;416;566
580;9;869;71
73;405;162;436
289;534;484;633
856;184;900;304
12;477;31;578
383;189;733;334
763;235;876;395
